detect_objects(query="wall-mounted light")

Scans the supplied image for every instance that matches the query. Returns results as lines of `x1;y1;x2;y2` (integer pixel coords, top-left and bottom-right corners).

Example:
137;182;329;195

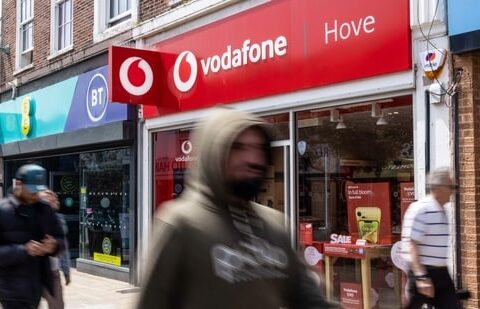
0;45;10;55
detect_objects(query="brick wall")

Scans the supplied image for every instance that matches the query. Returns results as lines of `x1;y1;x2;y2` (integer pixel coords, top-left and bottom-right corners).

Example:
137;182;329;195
454;52;480;309
140;0;171;21
1;1;170;94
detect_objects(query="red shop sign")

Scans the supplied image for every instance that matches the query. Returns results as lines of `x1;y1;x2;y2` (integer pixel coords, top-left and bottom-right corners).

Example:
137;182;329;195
115;0;411;117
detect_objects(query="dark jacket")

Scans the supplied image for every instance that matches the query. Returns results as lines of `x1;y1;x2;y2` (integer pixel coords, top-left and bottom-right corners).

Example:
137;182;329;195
137;108;333;309
0;196;66;303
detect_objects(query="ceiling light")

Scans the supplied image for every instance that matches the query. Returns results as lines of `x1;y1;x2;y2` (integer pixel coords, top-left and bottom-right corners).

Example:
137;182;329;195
376;115;388;126
336;117;347;129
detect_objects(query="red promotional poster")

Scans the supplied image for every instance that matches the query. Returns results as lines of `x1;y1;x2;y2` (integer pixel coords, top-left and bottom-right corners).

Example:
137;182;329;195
141;0;411;118
153;130;194;209
346;182;391;244
340;282;363;309
400;182;415;223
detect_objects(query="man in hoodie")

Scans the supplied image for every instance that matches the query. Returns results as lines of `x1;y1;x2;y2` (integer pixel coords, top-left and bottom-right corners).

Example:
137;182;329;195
137;108;332;309
0;164;65;309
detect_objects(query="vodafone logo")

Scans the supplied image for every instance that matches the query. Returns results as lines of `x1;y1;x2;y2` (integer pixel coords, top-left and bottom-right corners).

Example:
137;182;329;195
172;35;288;93
173;51;198;93
181;140;193;155
119;57;154;96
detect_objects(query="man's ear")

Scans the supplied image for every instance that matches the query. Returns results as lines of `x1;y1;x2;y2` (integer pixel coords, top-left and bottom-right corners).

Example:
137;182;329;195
13;179;22;192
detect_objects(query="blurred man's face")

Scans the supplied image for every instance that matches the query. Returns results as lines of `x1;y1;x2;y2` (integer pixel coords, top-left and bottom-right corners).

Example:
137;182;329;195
15;182;40;205
225;127;268;200
431;178;455;206
226;127;268;181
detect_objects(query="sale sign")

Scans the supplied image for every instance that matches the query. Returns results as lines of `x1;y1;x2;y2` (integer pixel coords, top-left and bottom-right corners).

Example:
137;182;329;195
346;182;391;244
139;0;410;118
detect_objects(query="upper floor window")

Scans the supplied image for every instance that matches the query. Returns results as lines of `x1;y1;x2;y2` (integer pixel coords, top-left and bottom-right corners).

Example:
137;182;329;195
16;0;34;69
109;0;131;27
94;0;136;43
52;0;72;53
20;0;33;52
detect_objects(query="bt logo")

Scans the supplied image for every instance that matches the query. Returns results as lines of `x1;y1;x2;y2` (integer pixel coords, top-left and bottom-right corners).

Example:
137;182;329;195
86;73;109;122
173;51;198;93
119;56;154;96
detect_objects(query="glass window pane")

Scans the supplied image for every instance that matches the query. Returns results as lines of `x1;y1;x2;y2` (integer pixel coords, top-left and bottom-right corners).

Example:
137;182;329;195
296;96;414;244
58;25;64;50
58;3;64;25
65;22;72;47
21;0;26;22
153;129;193;209
79;149;131;267
110;0;119;18
262;113;289;141
65;0;72;23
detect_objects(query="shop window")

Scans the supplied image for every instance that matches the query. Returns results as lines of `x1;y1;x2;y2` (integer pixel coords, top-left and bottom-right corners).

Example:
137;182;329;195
79;148;131;268
153;129;193;209
5;154;81;264
262;113;290;141
297;96;413;307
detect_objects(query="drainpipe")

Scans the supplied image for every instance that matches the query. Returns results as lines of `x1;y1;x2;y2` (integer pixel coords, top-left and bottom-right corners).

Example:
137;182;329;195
453;91;462;289
425;90;431;179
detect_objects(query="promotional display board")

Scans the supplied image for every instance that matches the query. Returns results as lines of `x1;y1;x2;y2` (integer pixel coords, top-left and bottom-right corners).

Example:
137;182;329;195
399;182;414;223
153;130;194;208
346;182;391;244
108;0;411;117
340;282;363;309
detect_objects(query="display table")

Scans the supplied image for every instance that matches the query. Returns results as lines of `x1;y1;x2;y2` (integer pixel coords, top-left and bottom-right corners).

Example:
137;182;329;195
323;243;400;308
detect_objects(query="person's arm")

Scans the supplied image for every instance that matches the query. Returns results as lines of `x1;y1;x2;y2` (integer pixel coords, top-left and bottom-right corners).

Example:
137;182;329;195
0;244;29;267
409;240;434;297
136;220;185;309
44;206;66;256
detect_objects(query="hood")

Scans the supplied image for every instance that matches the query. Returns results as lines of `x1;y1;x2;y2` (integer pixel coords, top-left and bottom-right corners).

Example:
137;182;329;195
187;107;272;205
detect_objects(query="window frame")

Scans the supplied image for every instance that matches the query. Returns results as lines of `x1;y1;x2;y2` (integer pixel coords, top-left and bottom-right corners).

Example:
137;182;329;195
19;0;33;54
94;0;137;43
15;0;34;71
50;0;73;56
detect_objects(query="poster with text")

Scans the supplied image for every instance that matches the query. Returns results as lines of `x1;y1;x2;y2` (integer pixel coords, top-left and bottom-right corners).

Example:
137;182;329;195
346;182;391;244
340;282;363;309
400;182;415;224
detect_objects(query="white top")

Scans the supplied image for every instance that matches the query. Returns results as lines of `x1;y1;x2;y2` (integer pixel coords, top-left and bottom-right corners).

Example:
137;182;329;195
401;195;449;267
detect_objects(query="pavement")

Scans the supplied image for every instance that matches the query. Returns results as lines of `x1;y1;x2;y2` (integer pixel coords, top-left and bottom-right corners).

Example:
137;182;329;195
39;269;140;309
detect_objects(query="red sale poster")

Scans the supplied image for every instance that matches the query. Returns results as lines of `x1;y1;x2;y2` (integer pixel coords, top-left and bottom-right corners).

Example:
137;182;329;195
346;182;391;244
340;282;363;309
400;182;415;224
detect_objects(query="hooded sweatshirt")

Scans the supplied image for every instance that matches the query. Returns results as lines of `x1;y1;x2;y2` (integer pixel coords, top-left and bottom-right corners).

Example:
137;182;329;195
137;108;332;309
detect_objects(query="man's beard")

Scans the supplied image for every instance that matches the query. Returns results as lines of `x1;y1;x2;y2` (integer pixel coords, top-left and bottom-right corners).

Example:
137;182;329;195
227;178;263;201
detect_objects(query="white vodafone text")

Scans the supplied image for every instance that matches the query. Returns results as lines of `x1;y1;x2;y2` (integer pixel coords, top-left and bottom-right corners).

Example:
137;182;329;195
200;36;288;75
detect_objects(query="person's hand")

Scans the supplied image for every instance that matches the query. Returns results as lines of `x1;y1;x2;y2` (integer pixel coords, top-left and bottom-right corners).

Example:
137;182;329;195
38;190;60;210
415;277;434;298
25;240;44;256
41;234;57;254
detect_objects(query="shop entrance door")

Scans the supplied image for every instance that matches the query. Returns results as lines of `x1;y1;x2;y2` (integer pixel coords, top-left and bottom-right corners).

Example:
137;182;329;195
254;141;291;228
